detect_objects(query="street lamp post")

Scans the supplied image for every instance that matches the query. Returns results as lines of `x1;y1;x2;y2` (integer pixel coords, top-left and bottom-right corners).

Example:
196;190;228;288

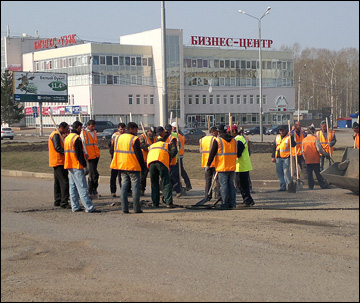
239;7;271;142
306;96;313;110
298;64;306;121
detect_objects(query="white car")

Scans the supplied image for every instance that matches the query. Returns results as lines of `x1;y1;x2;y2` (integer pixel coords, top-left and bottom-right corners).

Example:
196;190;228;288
1;127;15;140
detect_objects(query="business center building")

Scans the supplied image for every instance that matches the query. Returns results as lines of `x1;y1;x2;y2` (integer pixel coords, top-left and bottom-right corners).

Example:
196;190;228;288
1;28;295;128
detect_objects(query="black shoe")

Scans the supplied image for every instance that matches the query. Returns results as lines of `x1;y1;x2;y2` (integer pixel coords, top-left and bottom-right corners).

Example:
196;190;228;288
152;204;160;208
134;210;143;213
123;210;129;214
167;203;176;208
73;208;84;212
237;203;251;208
88;208;102;213
277;189;286;192
60;204;72;209
186;185;192;191
54;202;60;207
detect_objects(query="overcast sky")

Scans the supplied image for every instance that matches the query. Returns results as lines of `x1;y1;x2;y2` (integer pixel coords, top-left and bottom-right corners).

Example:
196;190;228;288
1;1;359;52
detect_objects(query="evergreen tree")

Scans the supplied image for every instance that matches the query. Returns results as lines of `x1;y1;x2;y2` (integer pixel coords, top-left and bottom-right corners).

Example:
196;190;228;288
1;70;24;125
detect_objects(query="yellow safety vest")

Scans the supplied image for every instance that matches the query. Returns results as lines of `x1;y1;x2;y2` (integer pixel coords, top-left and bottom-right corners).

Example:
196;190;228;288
235;135;252;172
291;130;305;156
302;135;320;164
147;141;171;170
64;133;84;169
316;130;335;154
141;133;157;163
275;134;291;158
110;133;141;171
199;135;216;168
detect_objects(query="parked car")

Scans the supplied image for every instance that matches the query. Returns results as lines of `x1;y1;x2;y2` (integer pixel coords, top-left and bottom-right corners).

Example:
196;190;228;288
181;128;206;142
266;125;282;135
244;126;267;135
1;127;15;140
97;128;117;140
94;121;116;133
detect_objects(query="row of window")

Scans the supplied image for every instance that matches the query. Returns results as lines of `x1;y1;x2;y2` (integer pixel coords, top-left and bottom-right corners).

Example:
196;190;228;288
187;94;267;106
34;54;153;71
184;58;291;70
128;94;154;105
185;77;292;87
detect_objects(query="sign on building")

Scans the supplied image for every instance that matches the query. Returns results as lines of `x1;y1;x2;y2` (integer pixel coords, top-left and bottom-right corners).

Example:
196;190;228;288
12;72;68;103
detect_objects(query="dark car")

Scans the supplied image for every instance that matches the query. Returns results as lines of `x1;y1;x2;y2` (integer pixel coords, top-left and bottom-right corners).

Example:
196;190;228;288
181;128;206;143
244;126;267;135
94;121;116;132
97;128;117;140
266;125;282;135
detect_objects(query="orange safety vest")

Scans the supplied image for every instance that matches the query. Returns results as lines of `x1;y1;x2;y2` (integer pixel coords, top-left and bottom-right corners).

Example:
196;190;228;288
82;129;100;160
165;135;178;166
48;131;65;167
64;133;84;170
214;137;237;172
147;141;171;170
316;130;335;154
275;134;291;158
110;133;141;171
355;133;359;149
199;135;216;168
140;133;158;163
291;130;305;156
301;135;320;164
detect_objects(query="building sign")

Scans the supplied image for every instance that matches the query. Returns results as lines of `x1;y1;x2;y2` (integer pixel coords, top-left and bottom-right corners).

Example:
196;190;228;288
13;72;68;103
7;64;22;71
34;34;77;50
191;36;273;49
25;105;88;115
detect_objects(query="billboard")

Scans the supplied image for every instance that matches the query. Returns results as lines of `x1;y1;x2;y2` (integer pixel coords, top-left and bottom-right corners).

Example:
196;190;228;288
12;71;68;103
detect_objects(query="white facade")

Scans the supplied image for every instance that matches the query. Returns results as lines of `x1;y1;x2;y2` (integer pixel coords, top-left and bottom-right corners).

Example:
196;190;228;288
2;28;295;129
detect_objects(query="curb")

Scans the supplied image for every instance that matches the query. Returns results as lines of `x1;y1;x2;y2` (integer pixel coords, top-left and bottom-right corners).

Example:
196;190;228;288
1;169;279;187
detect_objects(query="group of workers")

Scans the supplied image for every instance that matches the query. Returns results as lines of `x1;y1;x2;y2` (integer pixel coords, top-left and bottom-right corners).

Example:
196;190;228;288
48;118;359;213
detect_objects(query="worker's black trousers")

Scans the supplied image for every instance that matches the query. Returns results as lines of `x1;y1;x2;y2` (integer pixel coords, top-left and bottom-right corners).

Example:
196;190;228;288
235;171;254;205
87;157;99;195
53;165;69;206
204;167;220;199
306;163;329;189
110;169;121;194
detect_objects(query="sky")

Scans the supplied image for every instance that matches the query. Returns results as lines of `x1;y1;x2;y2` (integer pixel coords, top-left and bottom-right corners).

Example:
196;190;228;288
1;1;359;52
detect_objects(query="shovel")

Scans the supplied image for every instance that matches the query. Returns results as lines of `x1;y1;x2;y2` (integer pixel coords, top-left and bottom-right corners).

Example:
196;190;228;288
287;120;297;193
195;171;218;206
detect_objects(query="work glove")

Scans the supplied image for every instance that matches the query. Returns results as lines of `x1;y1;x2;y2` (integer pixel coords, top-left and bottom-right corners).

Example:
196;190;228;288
205;165;210;173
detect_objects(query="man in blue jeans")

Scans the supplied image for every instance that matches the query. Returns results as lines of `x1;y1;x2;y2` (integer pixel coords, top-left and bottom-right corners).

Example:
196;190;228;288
64;121;101;213
271;125;296;191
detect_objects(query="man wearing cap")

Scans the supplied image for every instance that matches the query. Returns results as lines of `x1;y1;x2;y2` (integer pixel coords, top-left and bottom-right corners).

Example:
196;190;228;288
161;124;181;197
352;122;359;149
171;121;192;191
139;126;158;196
199;126;220;200
271;125;297;191
301;126;329;190
316;120;336;171
147;127;177;208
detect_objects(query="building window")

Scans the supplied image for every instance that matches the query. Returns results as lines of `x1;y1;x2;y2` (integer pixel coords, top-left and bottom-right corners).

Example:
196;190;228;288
93;55;99;65
129;95;133;105
197;59;202;68
136;95;140;104
142;58;148;66
250;95;254;104
195;95;200;104
136;57;141;66
202;95;206;104
125;57;130;66
230;95;234;104
220;60;225;68
216;95;220;105
188;95;192;105
93;74;100;84
209;95;214;105
144;95;148;104
192;59;197;67
100;56;106;65
237;95;241;104
243;95;247;105
119;56;124;65
100;75;106;84
223;95;227;105
131;57;136;66
150;95;154;104
35;62;40;71
203;59;208;68
114;75;119;84
263;95;267;104
107;75;113;85
256;95;260;104
113;56;119;65
219;77;225;86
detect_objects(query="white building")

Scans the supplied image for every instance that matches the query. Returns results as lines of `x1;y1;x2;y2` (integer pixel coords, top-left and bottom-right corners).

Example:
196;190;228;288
1;28;295;128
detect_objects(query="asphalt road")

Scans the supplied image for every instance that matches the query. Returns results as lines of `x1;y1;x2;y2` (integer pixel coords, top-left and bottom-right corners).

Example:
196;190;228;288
1;175;359;302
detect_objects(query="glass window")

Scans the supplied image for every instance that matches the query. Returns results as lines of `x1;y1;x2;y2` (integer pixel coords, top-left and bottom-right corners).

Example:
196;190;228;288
246;61;251;69
209;95;213;104
209;59;214;68
202;95;206;104
93;74;100;84
144;95;148;104
230;95;234;104
250;95;254;104
136;95;141;104
197;59;202;68
185;59;191;68
203;59;208;68
131;57;136;66
219;77;225;86
230;77;236;86
107;75;113;84
214;60;219;68
148;58;153;66
223;95;227;104
225;60;230;68
114;75;119;84
93;55;99;65
113;56;119;65
195;95;200;104
216;95;220;105
100;56;106;65
188;95;192;105
142;58;148;66
150;95;154;104
136;57;141;66
119;56;124;65
129;95;133;105
131;76;136;85
100;75;106;84
256;95;260;104
241;60;246;69
220;60;225;68
106;56;112;65
263;95;267;104
237;95;241;104
243;95;247;105
251;60;257;69
137;76;142;85
231;60;235;69
192;59;197;67
125;57;130;65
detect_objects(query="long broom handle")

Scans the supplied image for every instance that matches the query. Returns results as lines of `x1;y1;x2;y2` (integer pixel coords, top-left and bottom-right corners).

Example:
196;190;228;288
354;116;359;149
140;121;150;145
175;117;182;188
326;117;332;157
48;111;64;143
288;120;294;179
207;171;218;196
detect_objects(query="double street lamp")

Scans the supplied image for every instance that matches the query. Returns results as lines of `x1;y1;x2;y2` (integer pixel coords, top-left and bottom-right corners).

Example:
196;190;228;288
239;7;271;142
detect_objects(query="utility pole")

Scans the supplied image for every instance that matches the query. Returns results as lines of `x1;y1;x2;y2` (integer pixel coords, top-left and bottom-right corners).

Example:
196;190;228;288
160;1;168;126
